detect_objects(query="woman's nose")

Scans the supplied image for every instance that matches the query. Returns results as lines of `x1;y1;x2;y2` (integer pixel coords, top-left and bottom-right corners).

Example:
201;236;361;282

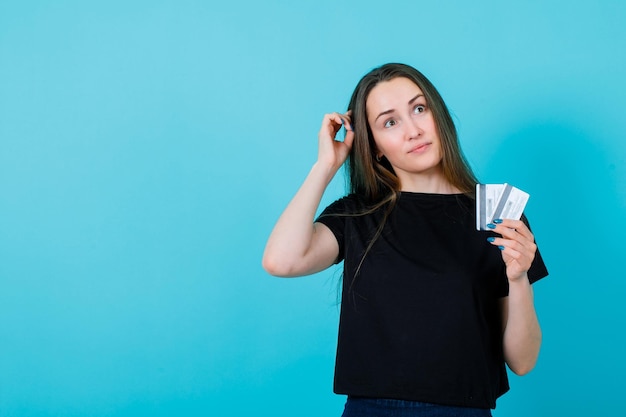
404;119;423;139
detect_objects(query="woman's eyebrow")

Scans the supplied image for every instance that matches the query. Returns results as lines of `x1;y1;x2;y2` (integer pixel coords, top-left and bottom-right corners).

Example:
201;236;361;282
374;94;425;122
408;94;424;104
374;108;395;122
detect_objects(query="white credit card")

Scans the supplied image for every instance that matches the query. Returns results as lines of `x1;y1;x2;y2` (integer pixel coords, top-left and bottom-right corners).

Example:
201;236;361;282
476;183;529;230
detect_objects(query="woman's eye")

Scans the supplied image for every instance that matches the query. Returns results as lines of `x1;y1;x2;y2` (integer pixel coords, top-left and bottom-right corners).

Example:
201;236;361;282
413;105;426;114
383;119;397;128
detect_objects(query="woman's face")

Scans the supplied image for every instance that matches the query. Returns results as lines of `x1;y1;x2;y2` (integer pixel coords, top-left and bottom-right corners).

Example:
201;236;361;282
366;77;443;184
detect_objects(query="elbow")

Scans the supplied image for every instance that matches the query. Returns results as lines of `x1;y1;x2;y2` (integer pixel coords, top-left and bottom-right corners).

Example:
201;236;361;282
262;253;282;277
508;360;537;376
262;251;295;277
506;347;541;376
503;327;542;376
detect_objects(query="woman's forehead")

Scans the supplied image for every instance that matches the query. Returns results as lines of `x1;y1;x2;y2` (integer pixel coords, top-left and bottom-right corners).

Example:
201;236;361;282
366;77;424;117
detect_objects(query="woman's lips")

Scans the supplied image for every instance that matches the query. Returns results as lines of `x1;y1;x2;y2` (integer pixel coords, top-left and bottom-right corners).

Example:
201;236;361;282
408;142;431;154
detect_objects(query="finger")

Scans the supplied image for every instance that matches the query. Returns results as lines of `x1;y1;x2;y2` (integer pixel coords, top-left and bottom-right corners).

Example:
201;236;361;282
320;113;346;140
489;238;533;271
489;219;534;242
338;113;353;132
343;129;355;148
331;113;355;137
487;235;537;275
332;112;346;125
489;231;537;259
501;244;535;276
342;119;353;132
488;235;532;254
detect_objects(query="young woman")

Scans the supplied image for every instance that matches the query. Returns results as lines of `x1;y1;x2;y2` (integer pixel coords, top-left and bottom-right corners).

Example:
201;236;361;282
262;63;548;417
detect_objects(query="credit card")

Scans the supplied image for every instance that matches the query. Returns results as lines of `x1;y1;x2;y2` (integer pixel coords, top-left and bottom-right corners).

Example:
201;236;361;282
476;183;529;230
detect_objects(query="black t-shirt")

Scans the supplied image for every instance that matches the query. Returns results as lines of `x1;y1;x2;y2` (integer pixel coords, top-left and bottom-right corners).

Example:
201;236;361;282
316;192;548;409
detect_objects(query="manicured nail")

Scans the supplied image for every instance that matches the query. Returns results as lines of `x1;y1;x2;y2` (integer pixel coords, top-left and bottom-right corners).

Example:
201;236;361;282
349;124;353;131
498;245;505;250
487;237;495;243
487;223;496;229
493;219;503;224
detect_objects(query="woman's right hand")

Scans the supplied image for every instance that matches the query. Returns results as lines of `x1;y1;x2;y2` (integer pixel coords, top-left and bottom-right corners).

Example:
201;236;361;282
317;111;354;171
263;112;352;277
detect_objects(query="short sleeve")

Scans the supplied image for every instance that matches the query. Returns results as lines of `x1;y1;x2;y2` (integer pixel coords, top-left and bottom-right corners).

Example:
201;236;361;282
521;214;549;284
315;195;359;264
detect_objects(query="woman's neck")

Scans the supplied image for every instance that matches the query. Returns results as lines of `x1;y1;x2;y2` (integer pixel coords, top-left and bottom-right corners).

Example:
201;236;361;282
398;171;461;194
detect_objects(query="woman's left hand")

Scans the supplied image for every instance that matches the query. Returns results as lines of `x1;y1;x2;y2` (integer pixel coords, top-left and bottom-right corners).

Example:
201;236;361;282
487;219;537;282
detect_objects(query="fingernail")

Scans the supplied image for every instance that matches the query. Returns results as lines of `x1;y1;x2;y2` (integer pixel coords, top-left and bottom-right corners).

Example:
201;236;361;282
349;124;353;131
493;219;503;224
487;223;496;229
498;245;505;250
487;237;495;243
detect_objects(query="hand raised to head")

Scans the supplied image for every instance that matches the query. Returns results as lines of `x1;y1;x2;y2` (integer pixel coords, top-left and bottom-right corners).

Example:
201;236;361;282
317;111;354;171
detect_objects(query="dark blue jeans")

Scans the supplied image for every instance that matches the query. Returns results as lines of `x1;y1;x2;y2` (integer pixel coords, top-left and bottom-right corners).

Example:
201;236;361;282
341;397;492;417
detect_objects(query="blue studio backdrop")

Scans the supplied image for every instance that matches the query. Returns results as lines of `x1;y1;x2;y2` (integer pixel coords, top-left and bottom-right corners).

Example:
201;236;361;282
1;1;625;416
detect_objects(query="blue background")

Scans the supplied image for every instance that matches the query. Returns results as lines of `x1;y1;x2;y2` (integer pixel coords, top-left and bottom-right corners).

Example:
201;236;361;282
1;1;625;416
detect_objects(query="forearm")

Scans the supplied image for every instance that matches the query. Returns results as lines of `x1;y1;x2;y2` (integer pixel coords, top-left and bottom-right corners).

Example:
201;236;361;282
262;162;338;276
501;274;542;375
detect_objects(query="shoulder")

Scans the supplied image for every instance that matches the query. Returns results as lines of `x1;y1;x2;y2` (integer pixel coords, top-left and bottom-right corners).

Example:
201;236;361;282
318;193;367;217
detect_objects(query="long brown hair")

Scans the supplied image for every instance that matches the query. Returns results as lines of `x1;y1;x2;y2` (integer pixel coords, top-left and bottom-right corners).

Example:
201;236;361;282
347;63;477;202
343;63;478;282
